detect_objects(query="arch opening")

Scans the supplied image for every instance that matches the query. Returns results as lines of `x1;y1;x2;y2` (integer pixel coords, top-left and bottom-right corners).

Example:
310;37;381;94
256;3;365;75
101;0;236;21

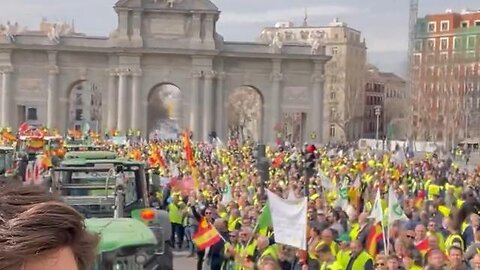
147;83;182;140
67;81;102;131
227;86;263;142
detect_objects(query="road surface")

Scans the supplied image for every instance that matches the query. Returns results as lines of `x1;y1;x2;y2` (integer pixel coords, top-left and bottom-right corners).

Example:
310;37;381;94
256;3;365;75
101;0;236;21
173;250;197;270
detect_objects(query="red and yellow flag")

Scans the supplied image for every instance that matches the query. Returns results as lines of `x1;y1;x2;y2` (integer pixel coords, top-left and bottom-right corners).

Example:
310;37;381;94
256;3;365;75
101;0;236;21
415;238;429;255
1;130;16;142
192;217;221;251
366;223;383;257
182;130;194;167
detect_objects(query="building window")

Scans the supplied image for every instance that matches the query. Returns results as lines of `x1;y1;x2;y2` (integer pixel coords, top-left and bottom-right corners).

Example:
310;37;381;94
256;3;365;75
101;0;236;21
428;22;436;32
440;52;448;63
26;107;37;121
440;38;448;50
461;21;469;28
476;20;480;27
427;39;435;51
440;20;449;31
329;124;336;137
414;54;422;65
467;51;475;59
414;40;422;51
453;37;461;50
75;109;83;121
331;47;338;55
467;36;476;49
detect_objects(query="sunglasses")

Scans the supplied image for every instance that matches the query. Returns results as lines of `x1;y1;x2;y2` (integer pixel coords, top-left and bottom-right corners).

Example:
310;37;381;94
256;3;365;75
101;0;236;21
240;233;247;237
375;263;385;267
229;235;237;238
406;235;415;239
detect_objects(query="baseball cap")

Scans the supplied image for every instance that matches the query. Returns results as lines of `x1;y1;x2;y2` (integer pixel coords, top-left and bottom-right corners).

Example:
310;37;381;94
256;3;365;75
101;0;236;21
336;233;352;243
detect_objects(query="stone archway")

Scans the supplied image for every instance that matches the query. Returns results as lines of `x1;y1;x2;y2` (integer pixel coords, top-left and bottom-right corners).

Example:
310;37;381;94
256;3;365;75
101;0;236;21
227;86;263;142
67;80;102;131
147;83;182;140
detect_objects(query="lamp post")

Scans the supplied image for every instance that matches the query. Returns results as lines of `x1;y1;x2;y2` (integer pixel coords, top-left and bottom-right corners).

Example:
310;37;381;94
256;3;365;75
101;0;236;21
374;105;381;148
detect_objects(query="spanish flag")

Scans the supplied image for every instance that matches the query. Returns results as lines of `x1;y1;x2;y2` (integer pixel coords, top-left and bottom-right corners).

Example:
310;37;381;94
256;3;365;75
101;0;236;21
415;238;429;255
182;130;194;167
1;130;16;142
365;223;383;257
192;217;221;251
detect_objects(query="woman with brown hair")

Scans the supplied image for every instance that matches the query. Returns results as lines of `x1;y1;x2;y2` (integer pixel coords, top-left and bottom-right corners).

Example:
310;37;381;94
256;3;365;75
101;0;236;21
0;185;99;270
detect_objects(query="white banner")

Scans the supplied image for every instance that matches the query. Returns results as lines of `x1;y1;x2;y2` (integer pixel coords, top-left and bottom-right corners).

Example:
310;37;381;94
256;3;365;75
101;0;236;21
267;189;307;250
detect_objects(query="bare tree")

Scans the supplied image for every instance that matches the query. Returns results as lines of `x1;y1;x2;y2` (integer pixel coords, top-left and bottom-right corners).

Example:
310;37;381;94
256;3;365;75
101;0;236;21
327;60;364;142
227;87;262;141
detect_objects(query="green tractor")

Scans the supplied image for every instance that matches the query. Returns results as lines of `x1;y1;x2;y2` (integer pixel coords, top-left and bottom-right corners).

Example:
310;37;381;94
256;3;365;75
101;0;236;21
0;146;17;185
51;158;170;270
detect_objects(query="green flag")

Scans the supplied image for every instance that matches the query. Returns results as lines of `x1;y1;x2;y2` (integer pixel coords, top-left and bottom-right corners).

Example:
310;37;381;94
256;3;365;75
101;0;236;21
257;203;272;231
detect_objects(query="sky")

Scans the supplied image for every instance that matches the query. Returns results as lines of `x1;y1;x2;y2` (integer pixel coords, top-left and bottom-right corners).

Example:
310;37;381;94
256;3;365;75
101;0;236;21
0;0;476;76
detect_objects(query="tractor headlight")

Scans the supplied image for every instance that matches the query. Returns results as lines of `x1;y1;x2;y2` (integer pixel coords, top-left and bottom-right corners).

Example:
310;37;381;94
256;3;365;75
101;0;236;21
135;253;147;265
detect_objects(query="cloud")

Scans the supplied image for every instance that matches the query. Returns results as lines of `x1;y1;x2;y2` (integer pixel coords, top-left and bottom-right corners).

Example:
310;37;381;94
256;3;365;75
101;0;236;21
220;5;367;24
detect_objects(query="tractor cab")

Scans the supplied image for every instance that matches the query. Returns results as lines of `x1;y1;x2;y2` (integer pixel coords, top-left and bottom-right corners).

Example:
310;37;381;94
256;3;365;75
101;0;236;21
0;146;16;180
51;158;168;269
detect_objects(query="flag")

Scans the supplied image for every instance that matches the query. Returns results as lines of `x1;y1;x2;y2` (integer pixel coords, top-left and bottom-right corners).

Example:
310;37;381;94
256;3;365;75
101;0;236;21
18;122;30;134
267;189;307;250
319;171;334;191
182;130;194;167
415;238;429;255
257;203;272;232
192;217;221;251
387;186;408;224
1;130;16;142
366;223;383;257
287;188;296;200
221;182;233;205
369;189;384;223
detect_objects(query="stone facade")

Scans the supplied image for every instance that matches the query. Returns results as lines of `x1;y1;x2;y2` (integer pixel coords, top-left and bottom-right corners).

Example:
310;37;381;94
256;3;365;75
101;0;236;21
0;0;330;143
259;18;367;142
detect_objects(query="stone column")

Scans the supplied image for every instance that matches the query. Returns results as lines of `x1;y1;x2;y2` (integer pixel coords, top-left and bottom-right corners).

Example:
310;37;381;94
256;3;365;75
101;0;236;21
117;69;129;132
131;68;142;130
311;75;324;143
215;72;226;140
107;69;118;130
203;70;215;141
1;66;12;127
270;72;283;142
190;71;202;139
46;66;59;129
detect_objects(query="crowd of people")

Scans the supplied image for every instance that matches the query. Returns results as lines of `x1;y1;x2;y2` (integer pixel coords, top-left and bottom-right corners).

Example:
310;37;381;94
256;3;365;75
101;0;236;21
142;138;480;270
3;127;480;270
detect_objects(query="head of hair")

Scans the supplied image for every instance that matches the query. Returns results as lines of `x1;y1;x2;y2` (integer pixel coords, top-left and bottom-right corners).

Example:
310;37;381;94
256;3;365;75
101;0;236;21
0;185;99;270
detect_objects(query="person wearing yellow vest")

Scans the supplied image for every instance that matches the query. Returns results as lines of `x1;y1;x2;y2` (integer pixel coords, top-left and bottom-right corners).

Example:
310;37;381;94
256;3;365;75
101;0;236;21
316;228;339;258
228;209;242;232
445;219;465;252
426;219;445;251
224;230;241;270
253;235;278;263
168;194;185;249
317;244;343;270
336;233;352;269
345;240;373;270
232;227;257;270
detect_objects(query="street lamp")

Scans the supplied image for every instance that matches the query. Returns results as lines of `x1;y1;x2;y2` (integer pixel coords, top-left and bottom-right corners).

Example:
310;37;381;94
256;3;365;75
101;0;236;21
374;105;381;148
